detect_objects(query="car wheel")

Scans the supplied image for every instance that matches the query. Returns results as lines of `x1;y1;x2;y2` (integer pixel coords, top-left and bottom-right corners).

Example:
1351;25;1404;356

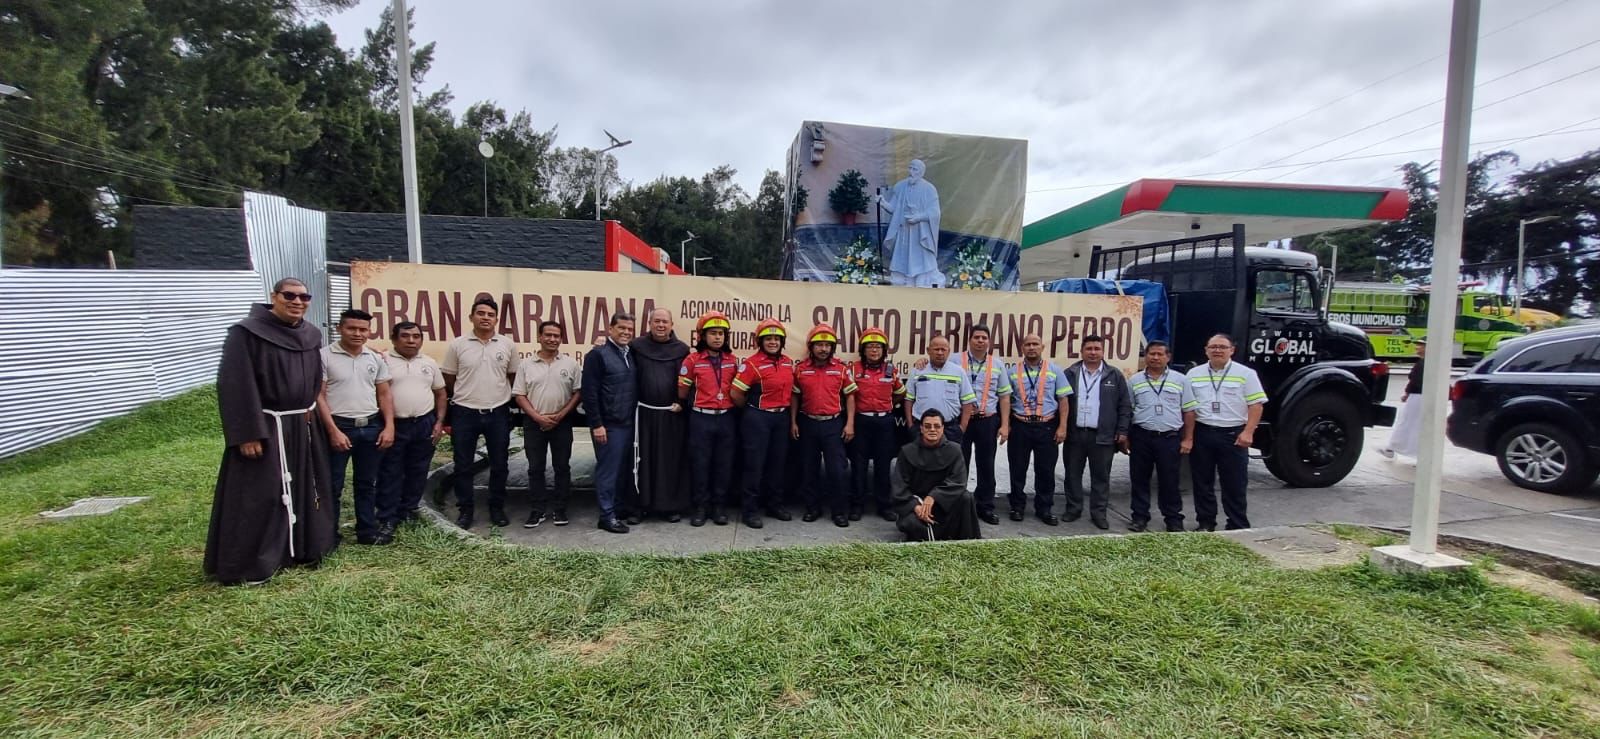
1494;423;1596;494
1269;392;1363;488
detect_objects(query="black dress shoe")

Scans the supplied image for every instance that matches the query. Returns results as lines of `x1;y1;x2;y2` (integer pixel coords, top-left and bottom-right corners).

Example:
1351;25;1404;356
848;508;863;521
832;514;849;527
1008;509;1025;522
1194;523;1216;532
712;509;729;526
1091;516;1109;531
1038;512;1060;526
455;509;475;529
376;521;397;543
690;509;708;527
489;508;510;528
742;513;764;529
878;508;897;522
1063;512;1081;523
404;508;422;522
624;513;642;526
802;509;821;523
979;510;1000;525
766;507;792;522
599;517;630;534
1166;523;1186;533
356;534;380;545
1127;521;1149;533
666;512;682;523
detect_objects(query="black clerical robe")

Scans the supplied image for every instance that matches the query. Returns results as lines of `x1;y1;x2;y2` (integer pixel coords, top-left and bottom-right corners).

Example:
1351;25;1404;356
204;304;338;583
890;438;981;541
631;331;691;514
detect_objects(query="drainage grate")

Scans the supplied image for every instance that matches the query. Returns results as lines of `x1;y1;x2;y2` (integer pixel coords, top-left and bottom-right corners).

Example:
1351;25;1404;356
39;496;151;519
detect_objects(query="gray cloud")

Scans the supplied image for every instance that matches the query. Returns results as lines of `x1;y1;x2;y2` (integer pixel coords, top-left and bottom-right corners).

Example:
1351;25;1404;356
324;0;1600;222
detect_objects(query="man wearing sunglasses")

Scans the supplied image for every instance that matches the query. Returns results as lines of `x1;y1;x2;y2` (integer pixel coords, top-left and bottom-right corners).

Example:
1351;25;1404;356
205;279;339;585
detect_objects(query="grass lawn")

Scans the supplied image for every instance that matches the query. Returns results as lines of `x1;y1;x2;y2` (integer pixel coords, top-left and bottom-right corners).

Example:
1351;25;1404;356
4;389;1600;737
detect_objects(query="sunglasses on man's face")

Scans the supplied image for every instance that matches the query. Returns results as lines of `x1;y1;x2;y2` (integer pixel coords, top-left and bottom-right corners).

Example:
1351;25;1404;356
278;291;314;303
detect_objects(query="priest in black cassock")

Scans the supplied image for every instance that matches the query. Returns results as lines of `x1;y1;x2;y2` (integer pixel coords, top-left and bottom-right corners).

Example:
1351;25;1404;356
630;308;692;522
891;409;982;542
204;278;339;585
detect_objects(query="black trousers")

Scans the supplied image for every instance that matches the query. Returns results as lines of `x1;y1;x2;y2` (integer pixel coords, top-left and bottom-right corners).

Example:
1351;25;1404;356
380;412;437;519
1191;424;1250;529
450;403;510;511
740;409;790;515
962;413;1002;514
688;410;736;511
1129;426;1184;527
798;416;848;515
1063;429;1115;519
1007;418;1059;515
849;414;897;513
524;415;574;516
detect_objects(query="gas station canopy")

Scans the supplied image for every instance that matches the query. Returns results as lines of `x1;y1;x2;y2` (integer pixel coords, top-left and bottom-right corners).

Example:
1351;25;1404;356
1020;178;1409;283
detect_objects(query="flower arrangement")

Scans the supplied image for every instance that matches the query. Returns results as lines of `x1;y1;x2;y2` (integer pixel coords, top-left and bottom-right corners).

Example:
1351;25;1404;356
945;239;999;290
834;235;885;285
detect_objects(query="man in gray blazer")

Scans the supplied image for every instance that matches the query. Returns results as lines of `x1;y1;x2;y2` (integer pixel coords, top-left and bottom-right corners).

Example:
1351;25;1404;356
1063;335;1133;529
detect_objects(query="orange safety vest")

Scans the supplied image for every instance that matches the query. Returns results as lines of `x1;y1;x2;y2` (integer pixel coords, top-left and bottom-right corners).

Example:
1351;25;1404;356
961;352;997;410
1012;359;1054;416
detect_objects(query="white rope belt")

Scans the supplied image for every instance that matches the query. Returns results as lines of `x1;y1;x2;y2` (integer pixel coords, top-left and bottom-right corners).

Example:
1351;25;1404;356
633;401;678;492
262;403;316;557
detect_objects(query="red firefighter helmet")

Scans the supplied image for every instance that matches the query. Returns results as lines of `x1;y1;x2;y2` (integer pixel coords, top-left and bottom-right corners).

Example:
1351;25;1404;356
696;311;731;334
754;318;787;341
859;327;889;349
807;323;839;345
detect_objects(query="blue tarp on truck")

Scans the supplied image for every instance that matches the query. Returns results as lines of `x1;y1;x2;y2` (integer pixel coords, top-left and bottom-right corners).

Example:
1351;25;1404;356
1044;278;1170;346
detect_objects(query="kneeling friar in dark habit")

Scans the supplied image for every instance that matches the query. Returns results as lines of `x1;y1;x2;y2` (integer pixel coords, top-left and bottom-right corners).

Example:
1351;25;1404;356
890;409;982;542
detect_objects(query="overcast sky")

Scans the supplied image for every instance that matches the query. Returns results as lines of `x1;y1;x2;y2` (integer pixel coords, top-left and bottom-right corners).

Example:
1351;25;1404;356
321;0;1600;223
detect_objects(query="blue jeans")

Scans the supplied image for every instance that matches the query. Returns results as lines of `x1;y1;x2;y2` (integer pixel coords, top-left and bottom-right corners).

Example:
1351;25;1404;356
379;412;436;521
592;424;634;520
330;419;383;539
450;404;511;512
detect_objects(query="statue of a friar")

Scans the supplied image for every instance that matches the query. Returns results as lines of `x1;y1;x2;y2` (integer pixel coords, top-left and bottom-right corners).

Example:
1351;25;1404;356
877;159;943;288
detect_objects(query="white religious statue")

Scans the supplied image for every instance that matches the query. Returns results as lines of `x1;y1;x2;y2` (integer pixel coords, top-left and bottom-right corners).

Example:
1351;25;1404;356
877;159;943;287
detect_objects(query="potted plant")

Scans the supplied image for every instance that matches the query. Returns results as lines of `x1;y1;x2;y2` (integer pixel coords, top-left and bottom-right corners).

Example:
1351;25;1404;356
827;169;869;225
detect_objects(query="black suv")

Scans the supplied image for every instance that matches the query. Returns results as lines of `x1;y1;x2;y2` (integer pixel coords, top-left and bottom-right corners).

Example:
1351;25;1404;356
1447;323;1600;494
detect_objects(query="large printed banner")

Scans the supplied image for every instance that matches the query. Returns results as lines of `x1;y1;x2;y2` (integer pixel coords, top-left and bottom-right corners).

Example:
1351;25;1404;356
352;261;1143;375
783;121;1027;291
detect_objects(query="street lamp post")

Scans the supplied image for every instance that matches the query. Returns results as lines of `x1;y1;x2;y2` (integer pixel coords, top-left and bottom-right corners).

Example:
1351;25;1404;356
680;231;697;270
692;256;713;276
477;141;495;218
1515;215;1558;316
594;129;632;221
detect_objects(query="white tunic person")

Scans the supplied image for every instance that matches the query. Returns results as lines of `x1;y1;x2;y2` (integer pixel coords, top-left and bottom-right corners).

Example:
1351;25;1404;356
878;159;943;288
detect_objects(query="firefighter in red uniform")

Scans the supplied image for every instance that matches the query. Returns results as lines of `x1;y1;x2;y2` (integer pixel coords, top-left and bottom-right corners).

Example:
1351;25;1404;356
729;318;797;528
677;311;738;527
790;323;858;527
848;327;904;521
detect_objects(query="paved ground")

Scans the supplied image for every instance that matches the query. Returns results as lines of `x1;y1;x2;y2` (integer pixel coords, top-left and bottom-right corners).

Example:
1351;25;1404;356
425;368;1600;563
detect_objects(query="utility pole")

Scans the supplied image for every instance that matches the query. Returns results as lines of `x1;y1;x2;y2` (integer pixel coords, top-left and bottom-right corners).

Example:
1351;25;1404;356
394;0;423;263
594;130;632;220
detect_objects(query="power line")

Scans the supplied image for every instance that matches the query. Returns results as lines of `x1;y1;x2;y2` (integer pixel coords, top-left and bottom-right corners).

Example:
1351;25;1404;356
1226;37;1600;181
1357;114;1600;186
0;168;215;208
1267;61;1600;182
4;145;240;196
1024;125;1600;194
0;110;243;192
1161;0;1579;175
0;134;242;196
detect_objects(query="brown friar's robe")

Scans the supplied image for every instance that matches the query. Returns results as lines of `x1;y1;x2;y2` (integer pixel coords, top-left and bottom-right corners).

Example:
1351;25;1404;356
204;304;338;583
891;438;982;542
630;331;691;514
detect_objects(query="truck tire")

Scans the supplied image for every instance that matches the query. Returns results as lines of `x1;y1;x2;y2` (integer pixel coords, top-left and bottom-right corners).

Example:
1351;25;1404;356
1269;393;1363;487
1494;422;1597;495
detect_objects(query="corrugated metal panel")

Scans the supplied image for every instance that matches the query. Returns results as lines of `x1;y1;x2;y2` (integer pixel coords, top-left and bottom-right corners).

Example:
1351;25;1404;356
0;269;260;459
243;191;329;342
328;274;351;326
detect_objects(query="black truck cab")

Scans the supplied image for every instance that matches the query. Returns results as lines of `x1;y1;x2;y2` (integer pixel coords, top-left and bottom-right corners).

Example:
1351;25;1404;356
1098;227;1393;487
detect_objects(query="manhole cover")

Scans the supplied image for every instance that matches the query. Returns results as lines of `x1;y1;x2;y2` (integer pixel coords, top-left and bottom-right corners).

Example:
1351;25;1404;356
39;496;150;519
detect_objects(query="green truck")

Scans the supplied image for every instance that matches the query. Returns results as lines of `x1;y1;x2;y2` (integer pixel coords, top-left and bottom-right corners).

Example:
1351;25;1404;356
1328;281;1529;362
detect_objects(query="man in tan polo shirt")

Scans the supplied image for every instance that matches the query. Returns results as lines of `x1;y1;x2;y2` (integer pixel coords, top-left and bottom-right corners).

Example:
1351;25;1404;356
317;308;395;545
512;320;582;528
379;321;447;532
441;296;517;530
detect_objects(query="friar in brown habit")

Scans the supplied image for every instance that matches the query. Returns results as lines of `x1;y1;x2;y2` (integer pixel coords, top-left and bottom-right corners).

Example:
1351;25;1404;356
204;278;339;584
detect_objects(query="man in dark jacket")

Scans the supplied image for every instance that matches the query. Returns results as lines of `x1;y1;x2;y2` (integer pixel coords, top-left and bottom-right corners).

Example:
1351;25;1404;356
582;312;637;534
1063;334;1133;530
891;409;981;542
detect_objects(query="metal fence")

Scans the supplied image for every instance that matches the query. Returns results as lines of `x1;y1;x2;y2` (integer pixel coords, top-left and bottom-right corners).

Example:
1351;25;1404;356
244;191;329;341
0;269;261;459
